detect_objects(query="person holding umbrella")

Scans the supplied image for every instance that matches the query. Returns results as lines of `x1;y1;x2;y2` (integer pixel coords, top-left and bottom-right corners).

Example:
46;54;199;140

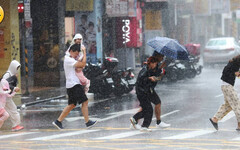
130;52;170;130
141;36;190;129
130;56;160;131
150;51;171;128
210;55;240;131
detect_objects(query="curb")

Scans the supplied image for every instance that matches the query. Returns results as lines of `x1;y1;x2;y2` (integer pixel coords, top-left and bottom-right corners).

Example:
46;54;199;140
18;95;66;109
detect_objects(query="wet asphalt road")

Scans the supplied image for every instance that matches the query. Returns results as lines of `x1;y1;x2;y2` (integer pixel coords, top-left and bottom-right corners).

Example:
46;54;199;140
1;65;240;150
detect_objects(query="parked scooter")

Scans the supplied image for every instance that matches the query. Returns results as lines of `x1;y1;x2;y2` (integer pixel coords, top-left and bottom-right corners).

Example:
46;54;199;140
121;67;136;93
83;62;113;97
83;57;136;97
162;43;203;82
103;57;135;97
162;56;202;82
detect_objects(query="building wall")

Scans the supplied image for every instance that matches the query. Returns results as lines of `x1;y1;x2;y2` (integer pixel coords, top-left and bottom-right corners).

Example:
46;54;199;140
0;0;21;87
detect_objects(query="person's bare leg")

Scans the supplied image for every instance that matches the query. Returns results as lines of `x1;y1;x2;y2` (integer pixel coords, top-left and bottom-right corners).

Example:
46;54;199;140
58;104;76;122
211;117;218;123
81;100;89;123
155;104;161;121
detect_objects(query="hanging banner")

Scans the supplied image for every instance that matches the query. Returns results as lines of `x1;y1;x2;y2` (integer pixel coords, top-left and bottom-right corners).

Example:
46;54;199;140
116;17;142;48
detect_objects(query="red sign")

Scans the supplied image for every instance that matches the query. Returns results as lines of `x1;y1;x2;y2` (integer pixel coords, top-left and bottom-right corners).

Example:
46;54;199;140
18;3;24;13
115;2;142;48
116;17;136;48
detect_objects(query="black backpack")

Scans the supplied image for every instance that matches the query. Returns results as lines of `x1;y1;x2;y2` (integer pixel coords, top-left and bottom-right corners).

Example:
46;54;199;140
1;72;18;94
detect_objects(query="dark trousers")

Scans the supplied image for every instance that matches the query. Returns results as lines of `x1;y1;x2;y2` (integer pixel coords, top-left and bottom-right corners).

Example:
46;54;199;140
133;92;153;128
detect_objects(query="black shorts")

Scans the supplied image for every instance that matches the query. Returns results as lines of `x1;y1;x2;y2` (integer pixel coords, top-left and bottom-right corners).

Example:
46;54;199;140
149;90;161;105
136;89;161;106
67;84;88;105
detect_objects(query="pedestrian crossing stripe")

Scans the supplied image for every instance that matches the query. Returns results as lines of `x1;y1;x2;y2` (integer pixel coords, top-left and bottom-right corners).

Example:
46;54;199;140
161;130;215;139
94;130;147;140
0;132;38;139
27;129;100;141
232;137;240;141
0;128;239;141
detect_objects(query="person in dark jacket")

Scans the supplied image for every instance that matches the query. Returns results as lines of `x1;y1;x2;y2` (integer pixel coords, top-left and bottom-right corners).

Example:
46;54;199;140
210;55;240;131
149;52;171;128
130;56;159;132
130;52;170;130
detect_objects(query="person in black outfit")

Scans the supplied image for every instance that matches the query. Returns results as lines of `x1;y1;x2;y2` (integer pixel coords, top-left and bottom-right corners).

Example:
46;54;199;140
130;56;160;132
149;52;171;128
210;55;240;131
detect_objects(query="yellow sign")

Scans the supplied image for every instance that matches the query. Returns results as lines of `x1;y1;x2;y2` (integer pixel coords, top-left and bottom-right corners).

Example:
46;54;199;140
145;10;162;30
0;6;4;23
66;0;94;11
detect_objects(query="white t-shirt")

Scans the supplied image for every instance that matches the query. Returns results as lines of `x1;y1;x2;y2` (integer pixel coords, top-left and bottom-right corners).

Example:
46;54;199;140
64;54;81;88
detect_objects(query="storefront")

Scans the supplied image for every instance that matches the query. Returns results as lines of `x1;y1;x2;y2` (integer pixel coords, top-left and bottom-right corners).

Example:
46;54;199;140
104;0;142;69
0;0;21;86
31;0;103;86
65;0;103;64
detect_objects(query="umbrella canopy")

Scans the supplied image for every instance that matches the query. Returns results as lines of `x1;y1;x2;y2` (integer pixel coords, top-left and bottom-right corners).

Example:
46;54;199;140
147;37;189;60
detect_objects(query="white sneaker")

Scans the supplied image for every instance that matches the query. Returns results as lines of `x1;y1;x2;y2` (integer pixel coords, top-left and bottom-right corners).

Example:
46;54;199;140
140;127;152;132
130;124;134;129
156;121;171;128
130;124;141;130
130;117;138;129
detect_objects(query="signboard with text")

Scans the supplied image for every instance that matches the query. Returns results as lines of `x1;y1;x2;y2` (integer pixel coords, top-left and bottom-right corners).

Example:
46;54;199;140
116;17;142;48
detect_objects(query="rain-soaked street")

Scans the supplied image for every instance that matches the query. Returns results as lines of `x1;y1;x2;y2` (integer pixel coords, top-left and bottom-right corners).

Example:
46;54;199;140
1;65;240;150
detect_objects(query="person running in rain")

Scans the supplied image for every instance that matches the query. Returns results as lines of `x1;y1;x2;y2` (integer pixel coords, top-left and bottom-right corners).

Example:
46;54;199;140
52;43;97;129
67;33;90;93
150;52;171;128
0;79;17;129
2;60;24;131
130;52;170;130
210;55;240;131
130;56;160;132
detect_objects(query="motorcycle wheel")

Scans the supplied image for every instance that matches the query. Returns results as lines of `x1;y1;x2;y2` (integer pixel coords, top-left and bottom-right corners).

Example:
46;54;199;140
186;69;197;78
166;69;177;82
177;69;185;80
113;86;125;97
196;66;203;75
98;84;112;97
